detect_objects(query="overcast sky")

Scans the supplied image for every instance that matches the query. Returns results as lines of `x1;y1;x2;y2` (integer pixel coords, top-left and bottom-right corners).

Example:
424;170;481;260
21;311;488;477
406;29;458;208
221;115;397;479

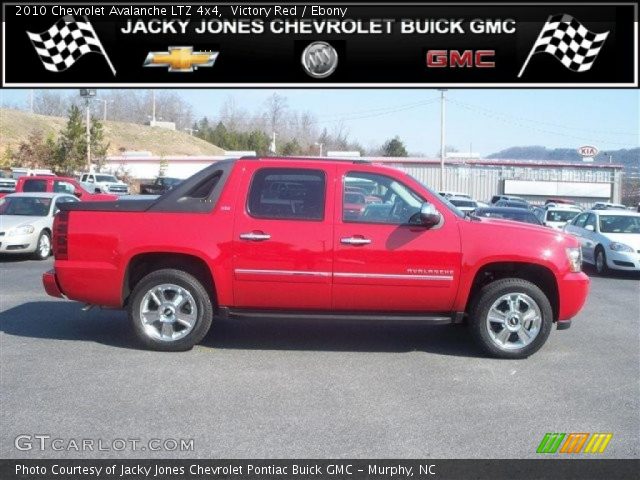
2;89;638;156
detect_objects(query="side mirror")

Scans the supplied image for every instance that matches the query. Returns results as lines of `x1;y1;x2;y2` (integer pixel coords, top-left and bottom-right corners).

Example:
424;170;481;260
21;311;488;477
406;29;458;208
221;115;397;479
73;190;82;198
419;202;442;228
585;224;595;232
87;178;94;183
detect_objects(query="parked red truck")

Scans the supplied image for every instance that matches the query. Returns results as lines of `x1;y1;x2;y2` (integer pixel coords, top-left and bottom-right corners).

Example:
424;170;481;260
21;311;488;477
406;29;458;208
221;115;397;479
0;175;118;201
43;158;589;358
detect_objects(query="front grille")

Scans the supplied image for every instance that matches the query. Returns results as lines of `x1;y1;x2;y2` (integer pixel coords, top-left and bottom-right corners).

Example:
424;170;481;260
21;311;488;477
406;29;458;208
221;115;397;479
108;186;127;193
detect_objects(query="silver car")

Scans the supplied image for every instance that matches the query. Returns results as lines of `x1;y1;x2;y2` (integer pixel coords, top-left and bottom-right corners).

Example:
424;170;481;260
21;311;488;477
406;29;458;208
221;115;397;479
0;192;78;260
564;209;640;274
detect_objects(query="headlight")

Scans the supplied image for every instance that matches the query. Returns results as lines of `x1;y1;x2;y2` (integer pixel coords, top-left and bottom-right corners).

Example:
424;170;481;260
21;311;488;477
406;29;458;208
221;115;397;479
566;247;582;272
609;242;634;252
8;225;34;236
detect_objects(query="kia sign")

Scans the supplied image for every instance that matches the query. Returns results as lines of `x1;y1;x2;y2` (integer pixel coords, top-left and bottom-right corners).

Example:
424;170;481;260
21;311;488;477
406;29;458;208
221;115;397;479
578;145;598;162
578;145;599;157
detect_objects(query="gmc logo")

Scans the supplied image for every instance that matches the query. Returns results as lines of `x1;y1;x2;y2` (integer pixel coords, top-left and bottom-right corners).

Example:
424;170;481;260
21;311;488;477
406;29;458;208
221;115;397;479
426;50;496;68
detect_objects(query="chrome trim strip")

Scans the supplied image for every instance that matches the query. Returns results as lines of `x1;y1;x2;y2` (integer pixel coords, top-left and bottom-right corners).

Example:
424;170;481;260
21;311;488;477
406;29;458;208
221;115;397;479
235;269;331;277
234;269;453;281
334;272;454;281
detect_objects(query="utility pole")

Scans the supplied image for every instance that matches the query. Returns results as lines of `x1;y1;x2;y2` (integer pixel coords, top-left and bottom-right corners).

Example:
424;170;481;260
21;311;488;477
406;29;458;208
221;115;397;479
438;89;447;190
29;90;34;113
315;142;324;157
151;90;156;122
79;89;96;171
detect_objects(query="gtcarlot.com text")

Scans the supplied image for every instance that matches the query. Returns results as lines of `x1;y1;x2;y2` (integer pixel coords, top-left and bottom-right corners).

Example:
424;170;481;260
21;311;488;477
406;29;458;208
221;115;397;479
15;435;194;452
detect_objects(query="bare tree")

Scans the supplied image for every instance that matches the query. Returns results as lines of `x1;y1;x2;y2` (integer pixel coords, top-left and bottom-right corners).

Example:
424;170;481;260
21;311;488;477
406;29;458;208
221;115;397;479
264;93;288;135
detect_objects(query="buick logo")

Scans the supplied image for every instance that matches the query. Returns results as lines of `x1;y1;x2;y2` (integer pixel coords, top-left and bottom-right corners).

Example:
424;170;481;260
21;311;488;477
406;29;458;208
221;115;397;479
301;41;338;78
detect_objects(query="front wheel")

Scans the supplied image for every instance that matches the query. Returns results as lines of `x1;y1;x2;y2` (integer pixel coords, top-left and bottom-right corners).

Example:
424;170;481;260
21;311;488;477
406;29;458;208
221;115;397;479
470;278;553;359
33;231;51;260
128;269;213;351
595;247;609;276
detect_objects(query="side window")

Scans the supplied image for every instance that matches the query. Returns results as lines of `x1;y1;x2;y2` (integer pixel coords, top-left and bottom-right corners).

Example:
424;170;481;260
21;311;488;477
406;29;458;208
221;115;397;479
248;168;326;221
573;213;588;228
584;213;597;230
53;181;75;194
23;179;47;192
343;172;423;225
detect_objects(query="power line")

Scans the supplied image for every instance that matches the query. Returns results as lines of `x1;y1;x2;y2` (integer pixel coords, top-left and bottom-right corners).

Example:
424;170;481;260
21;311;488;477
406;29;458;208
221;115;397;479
448;98;639;137
448;99;639;147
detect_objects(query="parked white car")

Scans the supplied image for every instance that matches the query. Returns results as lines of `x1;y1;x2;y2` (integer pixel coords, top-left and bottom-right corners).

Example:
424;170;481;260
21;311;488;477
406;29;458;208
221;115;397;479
0;192;78;259
564;210;640;274
448;196;478;214
80;173;129;195
543;205;582;230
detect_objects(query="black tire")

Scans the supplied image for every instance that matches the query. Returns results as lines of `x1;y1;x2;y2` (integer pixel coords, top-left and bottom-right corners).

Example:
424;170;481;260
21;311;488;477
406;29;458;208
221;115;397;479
595;246;609;276
33;230;51;260
469;278;553;359
128;269;213;351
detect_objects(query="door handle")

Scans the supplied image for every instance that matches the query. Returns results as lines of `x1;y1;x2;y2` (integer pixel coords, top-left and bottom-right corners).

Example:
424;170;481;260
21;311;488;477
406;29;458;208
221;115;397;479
341;237;372;245
239;232;271;241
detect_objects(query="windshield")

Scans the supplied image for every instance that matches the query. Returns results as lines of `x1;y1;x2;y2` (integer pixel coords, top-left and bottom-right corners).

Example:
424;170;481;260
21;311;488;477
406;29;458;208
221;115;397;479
95;175;118;183
0;196;52;216
599;215;640;234
546;210;580;222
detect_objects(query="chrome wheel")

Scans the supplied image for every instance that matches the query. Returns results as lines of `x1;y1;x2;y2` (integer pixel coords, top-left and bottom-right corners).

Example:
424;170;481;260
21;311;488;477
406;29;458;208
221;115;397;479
139;284;198;342
485;293;542;350
38;233;51;257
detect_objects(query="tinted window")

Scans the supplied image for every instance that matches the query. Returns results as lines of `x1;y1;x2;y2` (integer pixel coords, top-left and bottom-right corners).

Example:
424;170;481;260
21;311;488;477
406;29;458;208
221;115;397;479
248;168;326;221
23;179;47;192
344;172;422;224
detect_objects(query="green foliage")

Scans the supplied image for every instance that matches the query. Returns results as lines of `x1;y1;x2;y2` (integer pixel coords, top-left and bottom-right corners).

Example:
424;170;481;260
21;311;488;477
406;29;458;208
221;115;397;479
194;119;273;155
55;105;86;173
12;130;57;169
381;136;408;157
281;138;301;156
1;145;14;169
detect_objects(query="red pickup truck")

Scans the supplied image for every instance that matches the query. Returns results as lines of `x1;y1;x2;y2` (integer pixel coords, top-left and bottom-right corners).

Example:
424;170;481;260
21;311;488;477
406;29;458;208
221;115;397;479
0;176;117;201
43;158;589;358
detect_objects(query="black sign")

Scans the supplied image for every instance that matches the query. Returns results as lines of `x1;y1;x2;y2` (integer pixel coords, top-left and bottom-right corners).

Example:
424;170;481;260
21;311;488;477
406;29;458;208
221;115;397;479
1;2;637;86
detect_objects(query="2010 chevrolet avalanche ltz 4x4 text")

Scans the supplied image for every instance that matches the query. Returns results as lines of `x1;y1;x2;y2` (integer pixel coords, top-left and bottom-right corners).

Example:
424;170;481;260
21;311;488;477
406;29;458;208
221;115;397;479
43;158;590;358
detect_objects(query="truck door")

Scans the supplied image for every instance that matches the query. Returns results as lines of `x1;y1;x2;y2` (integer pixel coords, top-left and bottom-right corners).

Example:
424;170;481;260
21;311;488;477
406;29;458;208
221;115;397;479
333;166;462;312
232;162;335;309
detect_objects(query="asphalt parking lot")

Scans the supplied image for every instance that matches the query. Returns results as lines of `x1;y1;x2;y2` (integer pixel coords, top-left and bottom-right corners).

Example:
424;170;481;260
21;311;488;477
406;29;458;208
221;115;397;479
1;257;638;459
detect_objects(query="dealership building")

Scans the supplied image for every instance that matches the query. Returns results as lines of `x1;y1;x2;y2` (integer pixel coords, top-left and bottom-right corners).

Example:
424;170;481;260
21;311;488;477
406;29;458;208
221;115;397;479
103;154;623;207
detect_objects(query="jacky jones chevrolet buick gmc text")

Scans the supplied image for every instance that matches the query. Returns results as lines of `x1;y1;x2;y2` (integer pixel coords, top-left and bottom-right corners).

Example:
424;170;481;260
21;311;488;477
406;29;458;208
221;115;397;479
42;158;590;358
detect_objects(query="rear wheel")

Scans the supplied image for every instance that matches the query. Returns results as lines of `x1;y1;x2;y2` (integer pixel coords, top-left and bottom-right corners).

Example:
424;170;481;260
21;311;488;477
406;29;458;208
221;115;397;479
128;269;213;351
470;278;553;359
33;231;51;260
595;246;609;275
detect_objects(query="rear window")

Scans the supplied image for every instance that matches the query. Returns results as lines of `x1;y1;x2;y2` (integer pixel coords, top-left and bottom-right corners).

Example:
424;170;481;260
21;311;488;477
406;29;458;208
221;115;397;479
22;179;47;192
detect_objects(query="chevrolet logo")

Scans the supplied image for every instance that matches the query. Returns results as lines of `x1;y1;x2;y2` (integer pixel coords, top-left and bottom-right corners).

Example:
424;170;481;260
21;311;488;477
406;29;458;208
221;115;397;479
143;47;218;72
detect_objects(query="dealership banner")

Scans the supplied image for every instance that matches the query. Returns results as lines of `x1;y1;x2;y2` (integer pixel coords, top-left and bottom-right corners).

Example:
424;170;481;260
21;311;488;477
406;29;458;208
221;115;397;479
2;459;639;479
1;2;637;86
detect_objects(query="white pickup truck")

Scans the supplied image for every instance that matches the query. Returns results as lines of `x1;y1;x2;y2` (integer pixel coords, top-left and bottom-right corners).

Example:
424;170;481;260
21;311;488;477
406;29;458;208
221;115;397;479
80;173;129;195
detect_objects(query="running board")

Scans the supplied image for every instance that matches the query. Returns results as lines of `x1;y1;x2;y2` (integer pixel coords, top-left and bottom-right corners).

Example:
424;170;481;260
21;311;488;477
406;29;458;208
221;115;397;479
219;307;455;324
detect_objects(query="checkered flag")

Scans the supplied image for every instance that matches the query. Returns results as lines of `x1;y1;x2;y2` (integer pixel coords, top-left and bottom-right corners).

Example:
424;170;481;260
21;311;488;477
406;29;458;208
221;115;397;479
27;16;116;75
518;14;609;77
